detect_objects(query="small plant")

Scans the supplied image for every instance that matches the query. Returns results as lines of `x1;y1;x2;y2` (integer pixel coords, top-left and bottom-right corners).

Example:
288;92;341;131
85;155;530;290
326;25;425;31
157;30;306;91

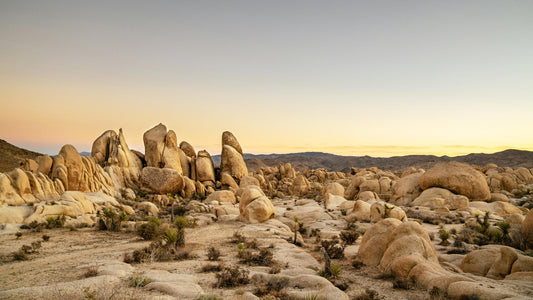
201;262;223;273
196;295;223;300
293;217;300;245
214;265;250;288
354;289;379;300
439;229;451;246
232;231;246;244
393;278;413;290
42;234;50;242
340;230;360;245
174;216;188;247
46;215;66;229
329;264;342;279
207;246;221;261
15;232;22;239
254;275;290;299
12;250;29;261
321;239;345;259
239;247;275;266
123;252;134;264
98;209;128;232
84;265;99;277
137;219;160;241
128;275;151;288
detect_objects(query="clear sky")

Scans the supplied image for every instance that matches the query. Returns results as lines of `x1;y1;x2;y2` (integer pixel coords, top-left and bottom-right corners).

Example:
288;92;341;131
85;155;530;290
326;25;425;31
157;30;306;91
1;0;532;157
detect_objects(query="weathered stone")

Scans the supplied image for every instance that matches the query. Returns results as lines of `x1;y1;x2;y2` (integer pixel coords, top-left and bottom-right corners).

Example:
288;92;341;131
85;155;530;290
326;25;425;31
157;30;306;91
141;167;184;194
419;162;491;201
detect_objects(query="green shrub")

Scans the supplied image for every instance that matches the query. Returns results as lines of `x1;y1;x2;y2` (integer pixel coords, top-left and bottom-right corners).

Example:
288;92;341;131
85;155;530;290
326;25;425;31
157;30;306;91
128;275;152;288
46;215;66;229
137;222;160;240
98;209;128;231
12;250;29;261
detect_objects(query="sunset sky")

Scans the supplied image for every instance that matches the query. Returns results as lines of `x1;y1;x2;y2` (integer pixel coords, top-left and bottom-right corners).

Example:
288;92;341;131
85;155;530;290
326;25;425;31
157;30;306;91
1;1;532;157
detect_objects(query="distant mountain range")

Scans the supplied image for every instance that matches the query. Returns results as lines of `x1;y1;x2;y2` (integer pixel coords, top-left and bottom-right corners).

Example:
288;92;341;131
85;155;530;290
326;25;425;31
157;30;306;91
1;139;532;173
213;150;533;172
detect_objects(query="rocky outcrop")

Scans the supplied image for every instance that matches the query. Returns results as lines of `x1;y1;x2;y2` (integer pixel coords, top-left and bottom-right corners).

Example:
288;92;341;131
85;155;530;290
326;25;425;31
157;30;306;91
411;187;469;210
390;172;423;206
419;162;491;201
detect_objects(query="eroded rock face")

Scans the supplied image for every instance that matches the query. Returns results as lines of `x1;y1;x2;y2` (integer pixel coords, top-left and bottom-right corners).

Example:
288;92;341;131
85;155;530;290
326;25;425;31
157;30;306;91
411;187;469;210
195;150;215;182
419;162;491;201
523;209;533;249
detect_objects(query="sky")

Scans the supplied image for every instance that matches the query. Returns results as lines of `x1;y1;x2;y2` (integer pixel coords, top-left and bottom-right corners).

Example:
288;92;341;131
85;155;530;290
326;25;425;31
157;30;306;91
1;0;532;157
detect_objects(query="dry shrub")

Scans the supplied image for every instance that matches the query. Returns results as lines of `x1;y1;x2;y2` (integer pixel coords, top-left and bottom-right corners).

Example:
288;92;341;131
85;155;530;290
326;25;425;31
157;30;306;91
340;230;360;245
207;246;221;261
84;265;99;277
321;239;345;259
239;247;274;266
201;262;223;273
254;276;290;298
214;265;250;288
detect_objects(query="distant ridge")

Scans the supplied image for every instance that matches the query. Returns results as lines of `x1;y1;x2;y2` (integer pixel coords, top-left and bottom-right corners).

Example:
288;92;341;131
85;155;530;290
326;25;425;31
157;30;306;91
0;139;42;172
213;149;533;172
1;139;532;173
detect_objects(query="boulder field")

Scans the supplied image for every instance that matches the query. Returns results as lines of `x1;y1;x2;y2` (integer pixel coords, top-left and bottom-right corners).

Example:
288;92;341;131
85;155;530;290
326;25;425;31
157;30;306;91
0;123;532;299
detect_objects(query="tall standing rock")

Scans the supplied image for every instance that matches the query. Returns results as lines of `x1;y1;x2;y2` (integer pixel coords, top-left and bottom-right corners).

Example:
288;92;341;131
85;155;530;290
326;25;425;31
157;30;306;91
196;150;215;182
143;123;183;174
56;145;87;192
220;131;248;182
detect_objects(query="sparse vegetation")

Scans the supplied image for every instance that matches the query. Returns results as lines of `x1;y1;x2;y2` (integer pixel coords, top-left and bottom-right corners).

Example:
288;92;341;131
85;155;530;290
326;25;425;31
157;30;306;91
46;215;66;229
254;275;290;299
201;262;223;273
98;209;128;231
196;294;223;300
42;234;50;242
137;220;160;240
128;275;152;288
340;230;360;245
15;232;22;239
207;246;221;261
84;265;99;277
354;288;379;300
439;229;450;246
321;238;345;259
214;265;250;288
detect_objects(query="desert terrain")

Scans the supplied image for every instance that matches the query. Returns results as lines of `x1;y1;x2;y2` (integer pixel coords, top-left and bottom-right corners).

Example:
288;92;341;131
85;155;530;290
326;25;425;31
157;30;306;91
1;124;532;300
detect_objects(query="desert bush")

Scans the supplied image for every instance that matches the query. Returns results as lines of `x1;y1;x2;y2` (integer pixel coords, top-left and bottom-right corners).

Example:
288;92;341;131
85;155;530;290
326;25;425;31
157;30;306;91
98;209;128;232
132;248;150;263
321;239;345;259
329;264;342;279
128;275;151;288
201;262;223;273
439;229;450;246
84;265;99;277
269;263;281;274
15;232;22;239
393;278;413;290
239;247;274;266
232;231;247;244
340;230;360;245
196;295;223;300
207;246;221;261
137;221;160;240
12;250;29;261
172;205;187;217
354;289;379;300
254;275;290;298
123;252;134;264
42;234;50;242
46;215;66;229
214;265;250;288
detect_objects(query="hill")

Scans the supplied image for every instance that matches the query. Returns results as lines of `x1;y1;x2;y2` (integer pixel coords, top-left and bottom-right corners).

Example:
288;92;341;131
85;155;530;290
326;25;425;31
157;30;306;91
214;149;533;172
0;139;42;172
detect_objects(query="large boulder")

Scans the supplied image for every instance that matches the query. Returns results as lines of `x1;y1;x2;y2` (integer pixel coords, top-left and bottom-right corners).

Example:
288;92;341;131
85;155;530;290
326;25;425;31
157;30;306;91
390;173;423;206
357;218;403;266
523;209;533;249
205;190;236;204
346;200;371;222
35;155;53;176
239;186;275;223
141;167;184;194
344;176;365;200
179;141;196;158
143;124;182;173
370;202;406;223
411;187;469;210
220;131;248;181
195;150;215;182
291;174;311;197
419;162;490;201
460;249;499;276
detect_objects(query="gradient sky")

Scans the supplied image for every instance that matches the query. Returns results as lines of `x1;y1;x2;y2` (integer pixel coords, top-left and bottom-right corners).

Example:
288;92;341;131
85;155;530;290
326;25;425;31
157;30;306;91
1;0;532;157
